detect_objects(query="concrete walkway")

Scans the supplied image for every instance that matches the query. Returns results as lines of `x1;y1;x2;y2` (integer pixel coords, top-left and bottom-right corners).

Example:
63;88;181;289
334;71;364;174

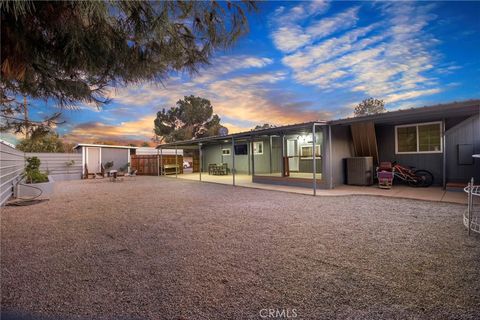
173;173;467;205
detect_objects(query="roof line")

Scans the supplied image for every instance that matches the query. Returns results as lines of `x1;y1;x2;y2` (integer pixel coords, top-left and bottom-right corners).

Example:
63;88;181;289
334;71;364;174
156;121;327;148
157;99;480;149
74;143;138;149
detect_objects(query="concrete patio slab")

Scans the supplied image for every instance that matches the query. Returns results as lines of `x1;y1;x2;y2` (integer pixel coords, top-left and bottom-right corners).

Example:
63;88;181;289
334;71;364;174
173;173;467;204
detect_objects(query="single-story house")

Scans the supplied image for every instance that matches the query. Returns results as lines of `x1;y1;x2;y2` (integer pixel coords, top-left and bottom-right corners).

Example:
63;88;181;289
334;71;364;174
74;144;137;175
156;100;479;192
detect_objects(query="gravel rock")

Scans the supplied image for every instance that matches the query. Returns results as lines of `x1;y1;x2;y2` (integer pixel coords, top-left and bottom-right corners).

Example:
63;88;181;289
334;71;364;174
1;177;479;319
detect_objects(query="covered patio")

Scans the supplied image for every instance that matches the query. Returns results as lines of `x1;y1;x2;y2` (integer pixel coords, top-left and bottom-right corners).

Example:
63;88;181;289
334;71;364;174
157;122;326;192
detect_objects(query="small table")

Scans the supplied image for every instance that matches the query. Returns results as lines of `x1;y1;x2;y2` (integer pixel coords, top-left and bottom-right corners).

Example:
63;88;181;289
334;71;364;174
109;170;118;182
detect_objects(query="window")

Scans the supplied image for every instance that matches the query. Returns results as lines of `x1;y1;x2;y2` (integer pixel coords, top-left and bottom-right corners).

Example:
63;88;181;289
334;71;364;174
234;144;248;155
222;148;231;156
395;122;442;154
300;145;321;159
253;141;263;155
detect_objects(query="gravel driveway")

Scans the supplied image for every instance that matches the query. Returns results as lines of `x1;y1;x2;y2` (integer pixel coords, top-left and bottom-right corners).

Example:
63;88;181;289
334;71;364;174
1;177;479;319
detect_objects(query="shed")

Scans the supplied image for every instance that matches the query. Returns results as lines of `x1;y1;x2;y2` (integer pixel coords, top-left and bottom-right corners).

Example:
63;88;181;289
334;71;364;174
73;144;137;176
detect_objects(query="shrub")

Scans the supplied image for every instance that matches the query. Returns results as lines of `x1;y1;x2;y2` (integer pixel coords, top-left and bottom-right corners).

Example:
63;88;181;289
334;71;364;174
25;157;49;184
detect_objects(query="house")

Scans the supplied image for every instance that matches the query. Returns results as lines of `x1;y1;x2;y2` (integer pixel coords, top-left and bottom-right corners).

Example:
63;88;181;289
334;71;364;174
74;144;137;175
156;100;479;191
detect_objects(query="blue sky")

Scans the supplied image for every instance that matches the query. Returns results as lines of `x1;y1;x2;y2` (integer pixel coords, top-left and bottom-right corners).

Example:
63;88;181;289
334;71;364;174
7;1;480;145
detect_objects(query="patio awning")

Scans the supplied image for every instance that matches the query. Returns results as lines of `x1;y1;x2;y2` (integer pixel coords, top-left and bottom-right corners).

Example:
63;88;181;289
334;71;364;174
156;121;327;149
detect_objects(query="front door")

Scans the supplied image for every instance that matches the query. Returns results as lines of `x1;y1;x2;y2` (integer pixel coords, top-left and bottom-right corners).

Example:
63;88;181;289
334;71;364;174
287;139;299;171
87;147;101;173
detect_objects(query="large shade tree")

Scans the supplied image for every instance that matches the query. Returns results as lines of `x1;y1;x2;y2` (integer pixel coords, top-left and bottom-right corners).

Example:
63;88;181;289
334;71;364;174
16;131;75;153
0;1;255;133
154;95;225;143
354;98;386;116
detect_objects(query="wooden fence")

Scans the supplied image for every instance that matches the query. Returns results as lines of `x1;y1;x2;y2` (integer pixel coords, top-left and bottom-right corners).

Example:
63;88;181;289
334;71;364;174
131;155;183;175
0;142;25;206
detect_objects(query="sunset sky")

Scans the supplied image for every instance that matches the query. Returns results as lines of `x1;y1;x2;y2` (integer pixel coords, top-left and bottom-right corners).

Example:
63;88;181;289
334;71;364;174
9;1;480;145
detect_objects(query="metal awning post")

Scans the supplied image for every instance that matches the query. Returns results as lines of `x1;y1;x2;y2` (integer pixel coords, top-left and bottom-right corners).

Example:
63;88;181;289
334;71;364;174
281;134;285;177
157;148;160;176
232;138;236;186
312;124;317;196
269;135;273;174
175;145;178;178
442;119;446;189
199;143;202;181
250;138;255;177
159;148;163;176
328;125;333;189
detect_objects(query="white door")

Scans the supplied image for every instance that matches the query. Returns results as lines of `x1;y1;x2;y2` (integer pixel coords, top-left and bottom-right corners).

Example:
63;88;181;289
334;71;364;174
87;147;101;173
287;139;299;171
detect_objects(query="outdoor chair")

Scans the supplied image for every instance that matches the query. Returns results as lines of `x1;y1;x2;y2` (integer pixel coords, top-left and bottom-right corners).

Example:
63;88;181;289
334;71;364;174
208;163;216;175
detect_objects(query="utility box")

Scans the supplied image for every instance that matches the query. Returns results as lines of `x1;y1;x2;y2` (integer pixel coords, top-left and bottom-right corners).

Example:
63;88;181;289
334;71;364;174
346;157;374;186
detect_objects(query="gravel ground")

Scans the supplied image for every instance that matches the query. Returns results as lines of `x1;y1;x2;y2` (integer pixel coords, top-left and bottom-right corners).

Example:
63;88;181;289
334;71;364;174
1;177;479;320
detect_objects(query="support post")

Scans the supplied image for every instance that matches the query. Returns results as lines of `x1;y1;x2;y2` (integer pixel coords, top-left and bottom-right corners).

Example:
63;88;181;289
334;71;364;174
159;148;163;176
157;148;160;176
328;125;333;189
250;138;255;177
442;119;446;190
312;124;317;196
199;143;202;181
281;134;285;177
232;138;236;186
175;145;178;178
269;135;273;174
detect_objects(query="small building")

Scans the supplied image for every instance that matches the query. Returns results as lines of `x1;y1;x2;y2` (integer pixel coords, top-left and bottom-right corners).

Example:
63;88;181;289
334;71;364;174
156;100;480;191
74;144;137;176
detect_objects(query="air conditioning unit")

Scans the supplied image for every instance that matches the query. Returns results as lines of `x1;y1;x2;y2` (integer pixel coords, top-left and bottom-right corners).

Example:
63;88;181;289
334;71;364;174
346;157;374;186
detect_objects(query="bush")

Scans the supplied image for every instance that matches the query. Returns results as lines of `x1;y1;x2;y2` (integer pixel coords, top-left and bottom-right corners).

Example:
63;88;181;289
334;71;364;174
25;157;49;184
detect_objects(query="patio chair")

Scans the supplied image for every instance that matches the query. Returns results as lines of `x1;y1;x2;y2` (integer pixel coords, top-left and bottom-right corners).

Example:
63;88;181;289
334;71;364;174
208;163;216;175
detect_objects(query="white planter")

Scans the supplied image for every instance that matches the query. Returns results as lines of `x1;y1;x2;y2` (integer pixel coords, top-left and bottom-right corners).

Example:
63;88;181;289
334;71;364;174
16;176;55;198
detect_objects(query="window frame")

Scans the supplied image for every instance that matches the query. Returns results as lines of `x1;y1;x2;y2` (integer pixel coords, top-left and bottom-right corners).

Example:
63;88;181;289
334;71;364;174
395;121;443;154
300;145;321;159
253;141;264;155
222;148;231;156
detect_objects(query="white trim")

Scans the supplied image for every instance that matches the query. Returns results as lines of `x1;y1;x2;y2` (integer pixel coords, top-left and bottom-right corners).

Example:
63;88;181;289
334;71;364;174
81;146;85;176
222;148;231;156
74;143;137;150
300;145;321;159
395;121;443;154
253;141;264;155
127;149;131;172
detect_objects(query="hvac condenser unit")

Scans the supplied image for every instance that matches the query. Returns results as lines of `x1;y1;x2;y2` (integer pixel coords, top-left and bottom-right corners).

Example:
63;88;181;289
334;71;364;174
346;157;374;186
